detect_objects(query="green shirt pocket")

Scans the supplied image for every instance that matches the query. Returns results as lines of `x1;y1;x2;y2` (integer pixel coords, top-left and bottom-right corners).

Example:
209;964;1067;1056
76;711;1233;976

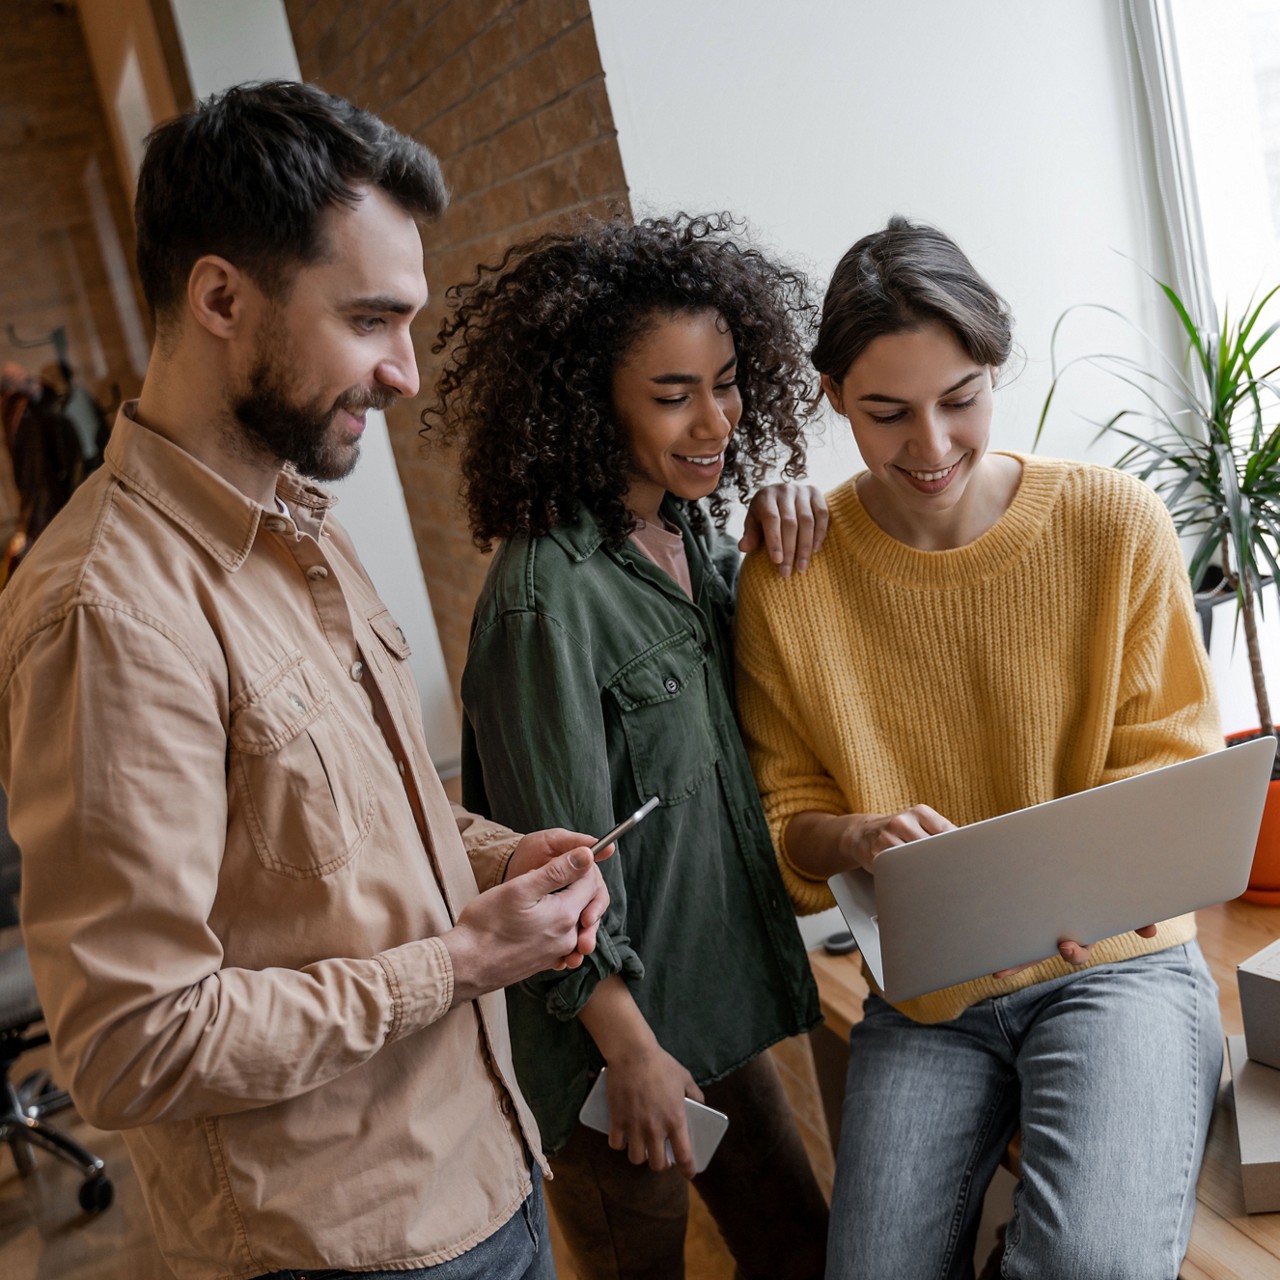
605;630;719;804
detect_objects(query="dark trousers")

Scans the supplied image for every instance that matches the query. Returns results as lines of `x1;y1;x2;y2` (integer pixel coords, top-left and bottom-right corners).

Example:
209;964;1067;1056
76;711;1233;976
546;1051;828;1280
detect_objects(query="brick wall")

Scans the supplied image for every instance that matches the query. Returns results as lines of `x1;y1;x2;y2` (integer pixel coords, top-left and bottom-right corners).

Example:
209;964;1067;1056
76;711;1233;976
0;2;147;408
285;0;630;698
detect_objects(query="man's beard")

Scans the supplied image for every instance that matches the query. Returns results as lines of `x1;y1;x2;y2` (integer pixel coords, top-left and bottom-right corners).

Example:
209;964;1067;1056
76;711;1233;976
231;344;395;482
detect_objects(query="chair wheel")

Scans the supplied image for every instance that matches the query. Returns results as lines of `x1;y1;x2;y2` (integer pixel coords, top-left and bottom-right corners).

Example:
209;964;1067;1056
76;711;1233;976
78;1173;113;1214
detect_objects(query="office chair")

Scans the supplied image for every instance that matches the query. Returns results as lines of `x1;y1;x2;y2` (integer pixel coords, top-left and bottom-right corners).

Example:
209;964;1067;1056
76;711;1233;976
0;791;112;1213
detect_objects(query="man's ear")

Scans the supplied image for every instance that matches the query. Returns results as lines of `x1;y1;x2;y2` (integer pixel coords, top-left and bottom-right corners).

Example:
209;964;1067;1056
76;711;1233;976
820;372;846;416
186;256;251;340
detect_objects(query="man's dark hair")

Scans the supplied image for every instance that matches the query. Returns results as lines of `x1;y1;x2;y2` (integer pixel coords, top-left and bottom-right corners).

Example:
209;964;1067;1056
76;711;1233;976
134;79;448;323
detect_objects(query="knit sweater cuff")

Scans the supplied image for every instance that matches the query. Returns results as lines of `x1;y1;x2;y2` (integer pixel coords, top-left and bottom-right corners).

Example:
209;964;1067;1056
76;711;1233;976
773;794;848;916
892;914;1199;1024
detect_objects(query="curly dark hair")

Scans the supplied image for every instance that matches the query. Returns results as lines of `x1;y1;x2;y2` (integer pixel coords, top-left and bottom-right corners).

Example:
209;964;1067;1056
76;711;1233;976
422;212;818;549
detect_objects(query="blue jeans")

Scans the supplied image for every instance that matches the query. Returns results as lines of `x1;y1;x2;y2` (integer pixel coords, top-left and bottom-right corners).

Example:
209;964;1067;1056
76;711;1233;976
828;943;1222;1280
255;1165;555;1280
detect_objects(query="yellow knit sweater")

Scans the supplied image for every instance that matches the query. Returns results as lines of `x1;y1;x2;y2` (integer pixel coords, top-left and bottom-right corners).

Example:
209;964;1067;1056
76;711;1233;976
736;453;1222;1023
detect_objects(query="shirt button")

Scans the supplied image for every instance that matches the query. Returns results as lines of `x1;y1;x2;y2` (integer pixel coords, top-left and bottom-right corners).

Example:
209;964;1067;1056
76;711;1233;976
306;565;329;581
350;661;364;682
264;516;288;533
397;759;405;775
663;675;680;693
500;1095;513;1116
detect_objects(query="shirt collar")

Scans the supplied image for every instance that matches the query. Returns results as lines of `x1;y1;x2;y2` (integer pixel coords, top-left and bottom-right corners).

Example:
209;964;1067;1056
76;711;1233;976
547;498;699;564
547;504;608;562
104;402;337;572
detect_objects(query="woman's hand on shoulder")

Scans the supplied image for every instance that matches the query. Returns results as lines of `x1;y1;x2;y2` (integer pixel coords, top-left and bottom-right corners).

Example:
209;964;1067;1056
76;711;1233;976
739;483;829;577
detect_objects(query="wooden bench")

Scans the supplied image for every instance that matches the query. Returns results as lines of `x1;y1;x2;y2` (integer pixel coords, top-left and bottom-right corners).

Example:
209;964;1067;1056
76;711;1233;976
808;900;1280;1276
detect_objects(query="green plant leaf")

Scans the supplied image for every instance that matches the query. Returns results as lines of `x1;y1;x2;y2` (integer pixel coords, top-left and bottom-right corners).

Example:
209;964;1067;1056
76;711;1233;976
1041;274;1280;725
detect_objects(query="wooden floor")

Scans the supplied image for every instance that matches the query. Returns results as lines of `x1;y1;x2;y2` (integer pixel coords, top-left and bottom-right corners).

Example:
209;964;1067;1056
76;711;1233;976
0;902;1274;1279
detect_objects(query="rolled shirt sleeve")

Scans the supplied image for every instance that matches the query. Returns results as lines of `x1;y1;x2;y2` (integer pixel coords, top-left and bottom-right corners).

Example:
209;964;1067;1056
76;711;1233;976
453;805;522;893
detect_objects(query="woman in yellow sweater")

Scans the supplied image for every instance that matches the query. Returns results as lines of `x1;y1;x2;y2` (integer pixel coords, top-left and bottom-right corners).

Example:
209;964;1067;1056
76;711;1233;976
735;216;1223;1280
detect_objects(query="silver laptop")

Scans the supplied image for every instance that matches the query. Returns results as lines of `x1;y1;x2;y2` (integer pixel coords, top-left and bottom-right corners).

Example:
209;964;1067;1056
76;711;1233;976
828;737;1276;1004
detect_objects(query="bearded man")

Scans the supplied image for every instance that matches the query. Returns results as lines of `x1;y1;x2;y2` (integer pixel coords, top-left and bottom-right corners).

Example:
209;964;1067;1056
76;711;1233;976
0;80;609;1280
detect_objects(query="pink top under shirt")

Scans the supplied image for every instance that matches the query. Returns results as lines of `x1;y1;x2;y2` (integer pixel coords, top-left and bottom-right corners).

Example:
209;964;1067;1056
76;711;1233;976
629;518;693;598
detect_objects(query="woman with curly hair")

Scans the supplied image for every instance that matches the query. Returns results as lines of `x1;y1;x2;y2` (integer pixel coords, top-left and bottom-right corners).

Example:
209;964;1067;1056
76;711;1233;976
426;213;829;1279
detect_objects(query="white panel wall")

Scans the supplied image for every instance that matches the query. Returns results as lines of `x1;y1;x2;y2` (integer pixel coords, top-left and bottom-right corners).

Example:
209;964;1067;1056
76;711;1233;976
591;0;1175;493
591;0;1180;943
168;0;462;772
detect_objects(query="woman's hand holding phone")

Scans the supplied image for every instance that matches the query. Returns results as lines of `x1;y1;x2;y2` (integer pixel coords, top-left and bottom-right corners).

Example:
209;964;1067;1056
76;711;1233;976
599;1045;704;1178
578;973;705;1178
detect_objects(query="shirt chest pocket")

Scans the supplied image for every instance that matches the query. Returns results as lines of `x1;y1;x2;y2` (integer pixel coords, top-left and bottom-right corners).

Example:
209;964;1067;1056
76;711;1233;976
229;654;376;878
366;607;419;713
605;631;719;805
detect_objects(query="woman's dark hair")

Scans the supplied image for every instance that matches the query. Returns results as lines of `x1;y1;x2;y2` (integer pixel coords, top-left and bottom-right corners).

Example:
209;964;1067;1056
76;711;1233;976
424;212;817;549
134;79;447;323
812;216;1013;384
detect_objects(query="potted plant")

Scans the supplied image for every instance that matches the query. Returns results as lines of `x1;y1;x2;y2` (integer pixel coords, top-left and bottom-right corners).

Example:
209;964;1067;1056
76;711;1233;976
1038;279;1280;902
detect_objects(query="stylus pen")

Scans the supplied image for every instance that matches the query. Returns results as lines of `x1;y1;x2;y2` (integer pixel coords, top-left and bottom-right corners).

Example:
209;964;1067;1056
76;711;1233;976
588;795;660;858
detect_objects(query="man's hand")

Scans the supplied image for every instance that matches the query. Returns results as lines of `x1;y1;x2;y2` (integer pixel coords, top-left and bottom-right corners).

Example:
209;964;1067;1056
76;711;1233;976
739;483;829;577
505;827;612;962
444;846;606;1006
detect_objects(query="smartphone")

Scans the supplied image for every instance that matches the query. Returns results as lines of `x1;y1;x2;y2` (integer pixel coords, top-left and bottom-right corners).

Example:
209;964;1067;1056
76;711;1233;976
588;795;660;859
578;1067;729;1173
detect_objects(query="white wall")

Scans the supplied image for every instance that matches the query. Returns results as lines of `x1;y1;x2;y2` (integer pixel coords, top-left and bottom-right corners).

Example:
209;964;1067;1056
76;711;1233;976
591;0;1181;944
591;0;1176;495
167;0;461;772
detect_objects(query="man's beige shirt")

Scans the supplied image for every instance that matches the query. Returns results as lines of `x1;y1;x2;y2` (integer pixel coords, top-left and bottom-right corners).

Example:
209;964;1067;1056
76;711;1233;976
0;407;545;1280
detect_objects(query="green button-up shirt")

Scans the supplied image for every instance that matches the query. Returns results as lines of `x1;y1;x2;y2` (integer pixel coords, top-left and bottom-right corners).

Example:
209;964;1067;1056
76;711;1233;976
461;500;820;1155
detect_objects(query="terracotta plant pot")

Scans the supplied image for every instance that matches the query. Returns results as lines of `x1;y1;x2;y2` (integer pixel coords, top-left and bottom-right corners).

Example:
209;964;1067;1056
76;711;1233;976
1227;730;1280;905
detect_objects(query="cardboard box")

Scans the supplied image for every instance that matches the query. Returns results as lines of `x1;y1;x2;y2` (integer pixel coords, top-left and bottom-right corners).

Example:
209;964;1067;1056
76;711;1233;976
1239;938;1280;1070
1227;1035;1280;1213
